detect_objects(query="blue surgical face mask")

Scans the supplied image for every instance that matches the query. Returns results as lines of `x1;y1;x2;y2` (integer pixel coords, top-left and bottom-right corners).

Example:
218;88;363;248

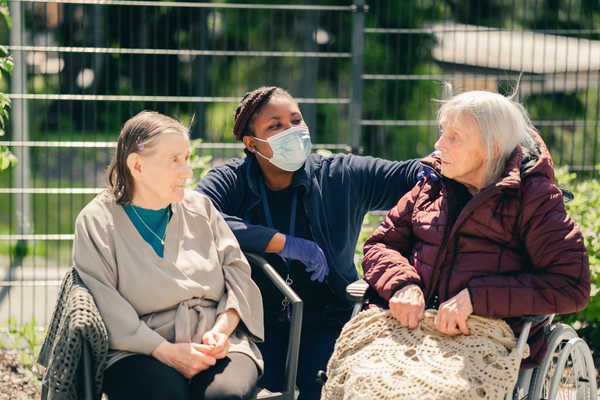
252;126;312;172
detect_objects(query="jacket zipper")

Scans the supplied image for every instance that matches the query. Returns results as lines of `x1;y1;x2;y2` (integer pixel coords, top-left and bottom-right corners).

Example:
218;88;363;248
427;216;451;307
417;161;449;306
440;185;503;302
443;234;461;301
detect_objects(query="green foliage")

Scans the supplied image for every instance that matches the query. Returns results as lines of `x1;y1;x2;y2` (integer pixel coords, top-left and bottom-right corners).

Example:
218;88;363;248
0;3;14;172
554;167;600;355
0;0;10;29
0;317;47;374
354;212;385;276
186;138;213;189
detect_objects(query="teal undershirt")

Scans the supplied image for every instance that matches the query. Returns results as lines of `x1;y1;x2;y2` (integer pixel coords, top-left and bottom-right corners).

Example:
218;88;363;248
123;204;172;257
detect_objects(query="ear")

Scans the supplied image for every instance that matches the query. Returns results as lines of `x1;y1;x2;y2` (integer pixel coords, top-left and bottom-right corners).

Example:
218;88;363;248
126;152;143;179
242;136;256;153
493;140;502;159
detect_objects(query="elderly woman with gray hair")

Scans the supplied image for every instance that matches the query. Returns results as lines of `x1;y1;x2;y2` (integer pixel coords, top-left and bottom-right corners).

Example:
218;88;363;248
322;90;590;399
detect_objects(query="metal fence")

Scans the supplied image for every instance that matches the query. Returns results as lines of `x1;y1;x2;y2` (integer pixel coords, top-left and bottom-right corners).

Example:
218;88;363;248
1;0;599;325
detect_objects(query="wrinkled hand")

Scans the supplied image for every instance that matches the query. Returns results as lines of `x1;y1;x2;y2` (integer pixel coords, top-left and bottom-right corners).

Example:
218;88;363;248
202;330;230;359
434;288;473;336
151;341;217;379
279;235;329;282
389;284;425;329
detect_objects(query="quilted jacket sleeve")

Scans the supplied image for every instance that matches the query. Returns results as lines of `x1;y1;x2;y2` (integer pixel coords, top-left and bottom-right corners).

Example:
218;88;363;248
362;182;424;301
468;176;591;318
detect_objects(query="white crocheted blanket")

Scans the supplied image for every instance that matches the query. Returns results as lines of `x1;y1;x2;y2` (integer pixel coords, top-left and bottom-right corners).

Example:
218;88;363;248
322;309;529;400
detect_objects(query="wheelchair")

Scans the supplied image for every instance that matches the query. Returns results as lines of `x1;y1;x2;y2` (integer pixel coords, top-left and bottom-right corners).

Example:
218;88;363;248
343;279;598;400
39;255;596;400
38;253;302;400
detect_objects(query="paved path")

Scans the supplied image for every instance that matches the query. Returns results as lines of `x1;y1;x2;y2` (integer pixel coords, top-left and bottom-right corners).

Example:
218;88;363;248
0;256;69;327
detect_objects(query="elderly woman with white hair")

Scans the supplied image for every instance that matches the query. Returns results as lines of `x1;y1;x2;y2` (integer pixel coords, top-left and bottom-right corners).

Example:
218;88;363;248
322;90;590;399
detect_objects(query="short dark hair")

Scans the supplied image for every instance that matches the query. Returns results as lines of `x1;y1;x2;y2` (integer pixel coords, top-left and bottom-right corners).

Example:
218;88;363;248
106;110;189;205
232;86;295;141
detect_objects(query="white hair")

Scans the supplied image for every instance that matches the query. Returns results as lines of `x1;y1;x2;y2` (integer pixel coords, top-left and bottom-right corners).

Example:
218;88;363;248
437;90;537;185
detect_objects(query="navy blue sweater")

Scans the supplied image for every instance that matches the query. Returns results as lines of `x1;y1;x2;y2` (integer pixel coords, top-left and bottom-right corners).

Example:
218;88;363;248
195;153;421;301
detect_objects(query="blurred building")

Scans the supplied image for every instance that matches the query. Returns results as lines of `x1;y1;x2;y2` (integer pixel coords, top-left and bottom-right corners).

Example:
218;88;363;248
432;22;600;95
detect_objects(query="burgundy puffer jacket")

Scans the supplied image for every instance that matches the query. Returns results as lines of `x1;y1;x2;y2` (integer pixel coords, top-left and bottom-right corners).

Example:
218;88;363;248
362;134;590;367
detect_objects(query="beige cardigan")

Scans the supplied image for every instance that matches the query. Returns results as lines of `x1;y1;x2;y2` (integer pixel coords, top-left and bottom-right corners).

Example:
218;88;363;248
73;190;264;370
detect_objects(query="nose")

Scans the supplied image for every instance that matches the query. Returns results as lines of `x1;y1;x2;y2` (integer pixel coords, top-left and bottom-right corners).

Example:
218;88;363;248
434;134;446;152
182;162;193;180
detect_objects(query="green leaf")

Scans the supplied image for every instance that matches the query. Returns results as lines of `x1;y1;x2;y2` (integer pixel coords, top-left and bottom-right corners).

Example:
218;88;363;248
0;94;11;109
22;317;37;347
0;148;17;170
20;352;32;367
1;107;9;125
0;56;14;75
8;317;17;334
0;6;10;29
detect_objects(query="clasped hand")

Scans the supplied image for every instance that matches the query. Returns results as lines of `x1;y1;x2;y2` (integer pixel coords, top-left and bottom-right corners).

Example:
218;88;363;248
390;285;473;335
152;330;230;379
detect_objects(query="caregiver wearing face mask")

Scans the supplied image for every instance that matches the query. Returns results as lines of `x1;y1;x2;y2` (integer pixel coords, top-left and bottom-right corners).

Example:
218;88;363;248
195;86;422;399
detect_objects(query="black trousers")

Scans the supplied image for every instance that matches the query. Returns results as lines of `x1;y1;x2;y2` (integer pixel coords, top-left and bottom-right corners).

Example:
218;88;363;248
258;308;350;400
103;352;259;400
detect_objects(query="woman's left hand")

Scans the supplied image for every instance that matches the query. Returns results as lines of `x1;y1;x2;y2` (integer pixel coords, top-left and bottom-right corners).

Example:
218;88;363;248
201;330;230;359
434;288;473;336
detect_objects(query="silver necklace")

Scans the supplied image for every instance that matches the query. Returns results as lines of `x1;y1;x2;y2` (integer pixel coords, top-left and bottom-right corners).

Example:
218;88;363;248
131;206;167;246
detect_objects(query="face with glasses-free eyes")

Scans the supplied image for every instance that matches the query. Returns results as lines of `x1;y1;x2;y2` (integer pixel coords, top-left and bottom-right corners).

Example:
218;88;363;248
243;97;307;163
434;112;489;194
128;132;193;209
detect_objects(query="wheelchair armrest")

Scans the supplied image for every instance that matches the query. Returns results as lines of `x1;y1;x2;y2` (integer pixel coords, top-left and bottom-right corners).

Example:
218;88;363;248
520;315;553;324
346;279;369;302
512;315;553;362
346;279;370;319
244;252;302;400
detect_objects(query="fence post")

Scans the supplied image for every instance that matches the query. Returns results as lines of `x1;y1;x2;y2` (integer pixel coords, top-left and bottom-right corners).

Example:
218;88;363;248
2;0;31;310
350;0;367;153
9;0;31;244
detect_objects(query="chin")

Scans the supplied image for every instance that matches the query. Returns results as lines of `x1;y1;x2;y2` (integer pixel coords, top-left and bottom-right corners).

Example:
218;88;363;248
440;168;452;179
171;190;186;203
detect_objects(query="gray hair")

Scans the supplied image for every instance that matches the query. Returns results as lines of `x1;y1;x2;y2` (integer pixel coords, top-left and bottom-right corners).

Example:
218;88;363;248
437;90;536;185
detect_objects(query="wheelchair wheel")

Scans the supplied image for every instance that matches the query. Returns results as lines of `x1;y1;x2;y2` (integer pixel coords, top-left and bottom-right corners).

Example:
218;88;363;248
528;323;597;400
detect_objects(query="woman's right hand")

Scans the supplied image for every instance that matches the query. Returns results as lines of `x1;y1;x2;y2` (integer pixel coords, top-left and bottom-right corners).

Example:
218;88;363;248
151;341;217;379
389;284;425;329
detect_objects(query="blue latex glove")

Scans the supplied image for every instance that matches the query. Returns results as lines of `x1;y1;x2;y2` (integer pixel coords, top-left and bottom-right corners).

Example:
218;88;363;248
278;235;329;282
417;151;440;182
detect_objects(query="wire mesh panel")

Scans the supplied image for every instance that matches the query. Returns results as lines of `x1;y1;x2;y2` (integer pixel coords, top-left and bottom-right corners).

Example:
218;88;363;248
0;0;354;325
363;0;600;172
0;0;599;326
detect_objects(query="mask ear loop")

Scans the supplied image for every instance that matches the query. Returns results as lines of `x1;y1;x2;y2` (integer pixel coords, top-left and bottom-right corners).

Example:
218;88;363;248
249;136;272;160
